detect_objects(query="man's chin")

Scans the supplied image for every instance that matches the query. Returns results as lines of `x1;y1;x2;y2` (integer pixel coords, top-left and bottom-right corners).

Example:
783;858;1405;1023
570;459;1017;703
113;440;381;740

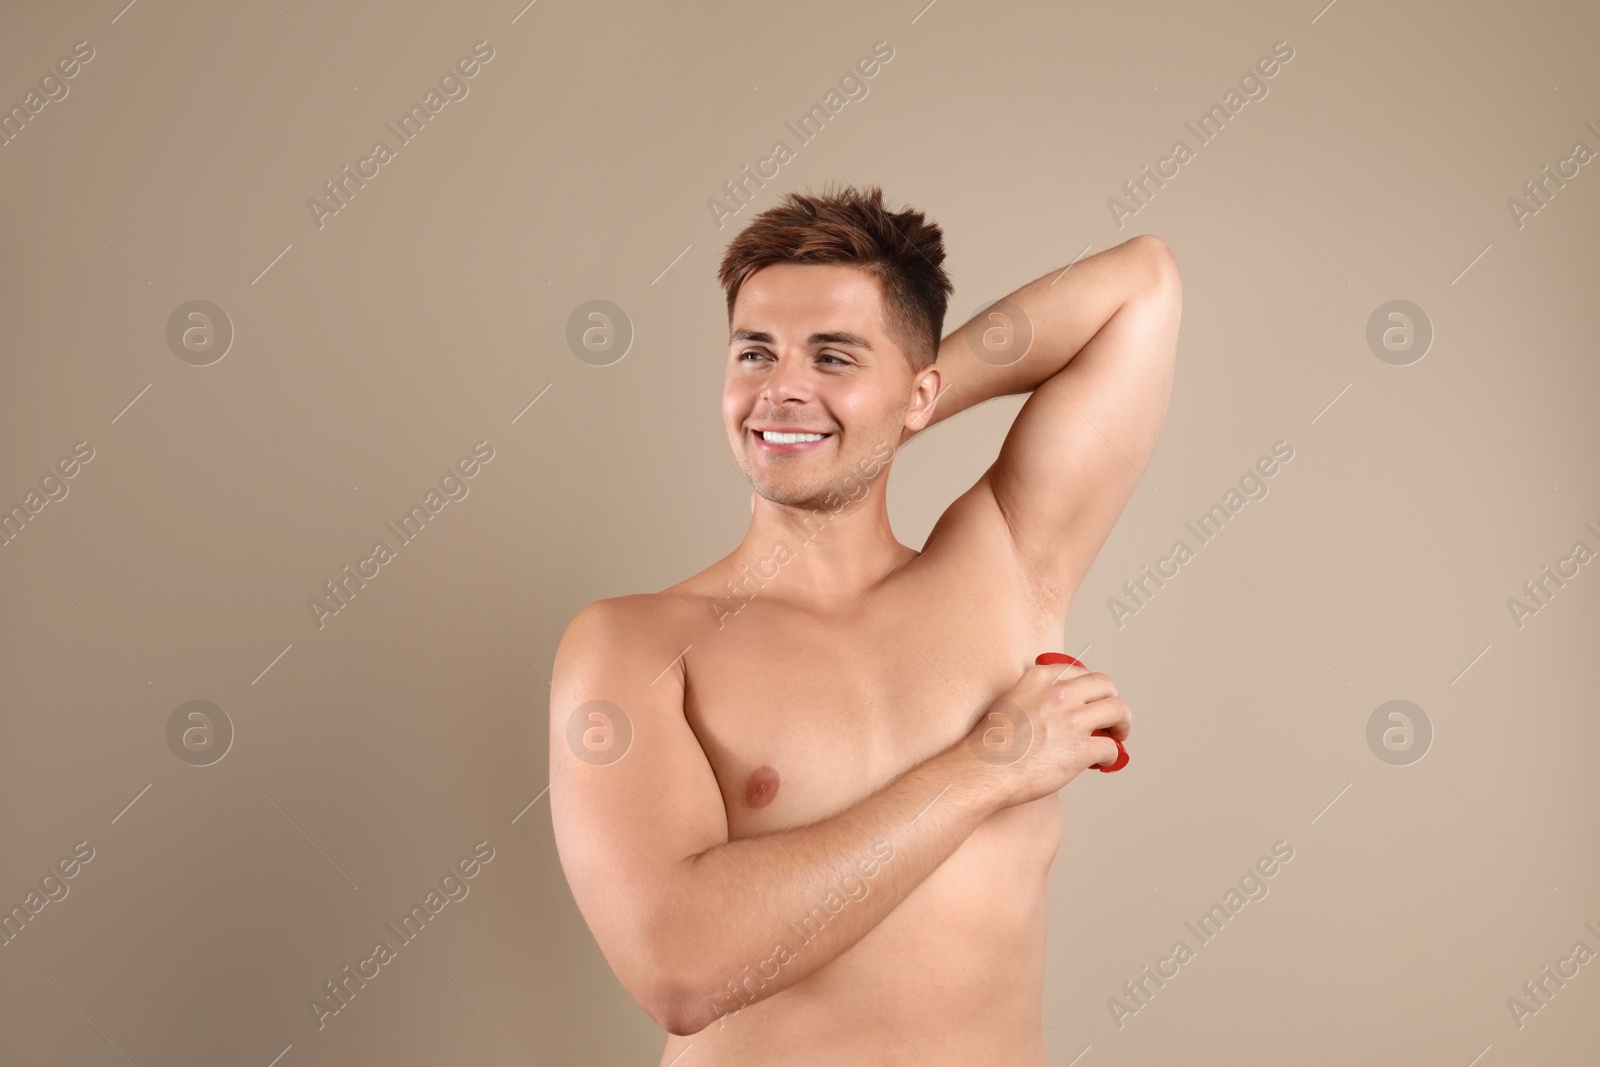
748;476;848;512
751;485;828;511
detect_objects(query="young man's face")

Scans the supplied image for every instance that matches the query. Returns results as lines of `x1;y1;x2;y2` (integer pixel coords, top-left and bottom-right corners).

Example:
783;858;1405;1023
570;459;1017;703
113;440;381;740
723;262;936;511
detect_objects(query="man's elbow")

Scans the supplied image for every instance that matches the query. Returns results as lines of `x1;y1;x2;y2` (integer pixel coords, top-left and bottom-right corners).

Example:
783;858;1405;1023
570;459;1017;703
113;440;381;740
642;941;758;1035
646;980;716;1036
1129;233;1181;295
635;923;722;1035
651;1001;709;1037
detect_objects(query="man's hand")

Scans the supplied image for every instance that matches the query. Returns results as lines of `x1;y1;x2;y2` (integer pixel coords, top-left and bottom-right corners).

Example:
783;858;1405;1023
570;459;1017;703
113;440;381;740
961;659;1131;808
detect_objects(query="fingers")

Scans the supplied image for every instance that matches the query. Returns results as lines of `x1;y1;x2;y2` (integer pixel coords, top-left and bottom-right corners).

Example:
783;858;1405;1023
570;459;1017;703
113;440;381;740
1025;665;1128;736
1041;669;1119;706
1088;734;1124;769
1029;652;1133;775
1070;694;1131;741
1036;662;1090;687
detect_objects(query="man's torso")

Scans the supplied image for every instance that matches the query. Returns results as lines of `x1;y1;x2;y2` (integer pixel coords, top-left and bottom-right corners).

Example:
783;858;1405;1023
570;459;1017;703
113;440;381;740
650;487;1071;1065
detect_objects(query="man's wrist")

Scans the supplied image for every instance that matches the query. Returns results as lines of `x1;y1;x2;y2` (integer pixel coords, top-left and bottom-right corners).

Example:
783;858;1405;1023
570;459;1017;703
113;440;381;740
925;737;1017;821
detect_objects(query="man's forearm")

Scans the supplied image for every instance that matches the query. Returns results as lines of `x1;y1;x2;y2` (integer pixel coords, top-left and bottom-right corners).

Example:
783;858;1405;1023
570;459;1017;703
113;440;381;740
905;234;1171;444
652;740;1009;1034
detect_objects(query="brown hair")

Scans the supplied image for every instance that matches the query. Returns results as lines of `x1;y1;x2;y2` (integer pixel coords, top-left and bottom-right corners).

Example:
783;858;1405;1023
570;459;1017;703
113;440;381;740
716;183;953;372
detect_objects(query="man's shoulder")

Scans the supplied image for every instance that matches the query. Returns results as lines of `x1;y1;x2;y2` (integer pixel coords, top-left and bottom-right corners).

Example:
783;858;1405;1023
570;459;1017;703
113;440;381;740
569;585;707;633
563;591;678;640
556;591;700;674
551;592;702;728
562;550;733;638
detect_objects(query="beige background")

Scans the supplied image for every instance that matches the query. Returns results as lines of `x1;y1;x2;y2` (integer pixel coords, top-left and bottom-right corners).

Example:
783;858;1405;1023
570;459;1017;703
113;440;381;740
2;0;1597;1063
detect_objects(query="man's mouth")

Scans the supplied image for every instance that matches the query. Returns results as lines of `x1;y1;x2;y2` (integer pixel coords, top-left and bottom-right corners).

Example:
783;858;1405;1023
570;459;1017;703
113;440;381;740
752;428;832;450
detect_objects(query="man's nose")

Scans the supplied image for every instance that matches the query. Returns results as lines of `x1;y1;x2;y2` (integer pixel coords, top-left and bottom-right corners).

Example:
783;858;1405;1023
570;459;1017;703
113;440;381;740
760;351;811;403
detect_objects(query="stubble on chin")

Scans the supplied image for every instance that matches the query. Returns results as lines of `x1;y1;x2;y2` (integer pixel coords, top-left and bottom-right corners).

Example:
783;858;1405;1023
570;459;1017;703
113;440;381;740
749;474;834;512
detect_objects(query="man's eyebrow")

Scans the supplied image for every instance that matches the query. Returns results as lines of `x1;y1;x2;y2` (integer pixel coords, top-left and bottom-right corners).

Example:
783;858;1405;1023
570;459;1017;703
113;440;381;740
729;328;875;351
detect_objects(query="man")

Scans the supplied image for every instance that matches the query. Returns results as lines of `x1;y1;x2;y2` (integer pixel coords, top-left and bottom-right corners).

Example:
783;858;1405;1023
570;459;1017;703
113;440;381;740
550;183;1180;1064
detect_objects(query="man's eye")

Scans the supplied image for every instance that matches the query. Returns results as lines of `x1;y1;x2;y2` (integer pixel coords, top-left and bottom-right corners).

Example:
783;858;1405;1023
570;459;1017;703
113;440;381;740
735;350;848;364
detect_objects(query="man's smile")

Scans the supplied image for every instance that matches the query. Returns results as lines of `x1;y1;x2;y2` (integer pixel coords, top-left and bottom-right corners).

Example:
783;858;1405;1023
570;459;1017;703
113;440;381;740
751;428;834;452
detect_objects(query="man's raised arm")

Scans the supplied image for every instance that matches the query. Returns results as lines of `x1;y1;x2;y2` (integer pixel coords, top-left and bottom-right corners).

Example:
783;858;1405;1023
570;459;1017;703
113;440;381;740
909;234;1181;607
549;598;1021;1036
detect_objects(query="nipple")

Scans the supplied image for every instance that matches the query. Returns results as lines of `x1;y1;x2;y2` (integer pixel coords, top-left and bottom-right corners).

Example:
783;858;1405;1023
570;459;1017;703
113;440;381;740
744;765;780;809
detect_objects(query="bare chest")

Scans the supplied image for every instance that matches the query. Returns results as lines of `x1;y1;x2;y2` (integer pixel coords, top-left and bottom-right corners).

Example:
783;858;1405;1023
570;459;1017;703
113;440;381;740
681;560;1054;838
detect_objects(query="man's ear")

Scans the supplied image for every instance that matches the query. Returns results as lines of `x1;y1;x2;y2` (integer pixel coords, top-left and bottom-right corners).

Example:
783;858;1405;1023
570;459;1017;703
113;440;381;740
905;364;944;432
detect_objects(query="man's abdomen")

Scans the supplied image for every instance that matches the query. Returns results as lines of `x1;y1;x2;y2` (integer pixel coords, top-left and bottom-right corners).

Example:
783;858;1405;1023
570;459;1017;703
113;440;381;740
658;795;1061;1066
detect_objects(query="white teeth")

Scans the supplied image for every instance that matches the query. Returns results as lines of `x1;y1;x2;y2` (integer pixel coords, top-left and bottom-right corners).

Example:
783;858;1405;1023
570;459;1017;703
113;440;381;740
761;431;825;444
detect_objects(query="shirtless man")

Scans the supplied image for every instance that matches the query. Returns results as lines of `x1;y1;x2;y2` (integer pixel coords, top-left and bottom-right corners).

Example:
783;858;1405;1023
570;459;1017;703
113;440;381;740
550;184;1181;1065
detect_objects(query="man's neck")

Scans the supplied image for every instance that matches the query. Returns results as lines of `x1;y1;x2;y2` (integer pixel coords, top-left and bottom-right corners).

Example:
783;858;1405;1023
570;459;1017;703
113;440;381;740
726;488;914;610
